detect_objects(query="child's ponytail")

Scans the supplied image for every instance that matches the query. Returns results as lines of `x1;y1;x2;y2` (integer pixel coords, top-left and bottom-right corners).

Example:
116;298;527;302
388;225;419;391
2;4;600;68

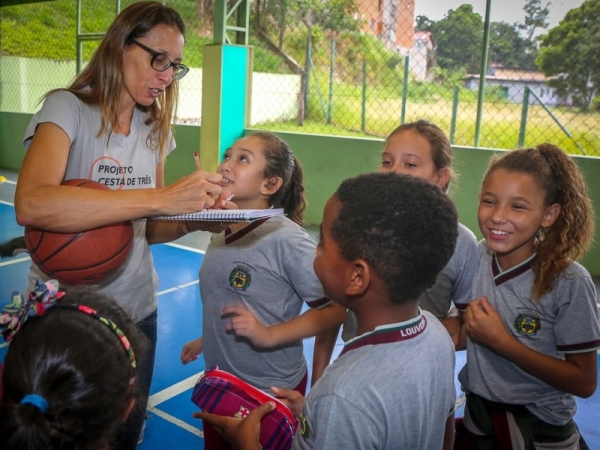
253;132;307;225
483;143;594;298
534;144;594;297
0;286;145;450
0;403;55;449
279;155;307;225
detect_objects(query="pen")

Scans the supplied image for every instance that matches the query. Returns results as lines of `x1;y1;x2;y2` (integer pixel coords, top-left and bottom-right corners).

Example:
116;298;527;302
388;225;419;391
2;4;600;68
194;151;201;171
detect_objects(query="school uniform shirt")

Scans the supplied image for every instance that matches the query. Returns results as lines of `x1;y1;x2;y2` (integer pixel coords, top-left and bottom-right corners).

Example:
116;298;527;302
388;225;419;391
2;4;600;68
23;90;174;322
295;310;456;450
200;215;330;392
457;240;600;426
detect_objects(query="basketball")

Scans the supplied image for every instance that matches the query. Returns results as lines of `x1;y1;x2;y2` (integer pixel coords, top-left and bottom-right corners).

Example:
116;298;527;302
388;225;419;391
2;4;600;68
24;179;134;285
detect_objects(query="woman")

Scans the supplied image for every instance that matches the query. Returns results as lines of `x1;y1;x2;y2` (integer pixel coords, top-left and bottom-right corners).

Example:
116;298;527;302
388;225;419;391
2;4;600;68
14;2;231;448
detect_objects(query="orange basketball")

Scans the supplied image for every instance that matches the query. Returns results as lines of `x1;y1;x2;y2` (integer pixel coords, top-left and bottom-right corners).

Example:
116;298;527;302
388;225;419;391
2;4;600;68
24;179;134;285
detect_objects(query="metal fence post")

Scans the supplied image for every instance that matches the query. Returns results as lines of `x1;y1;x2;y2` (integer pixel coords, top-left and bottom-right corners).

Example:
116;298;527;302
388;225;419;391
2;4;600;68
518;86;530;148
303;35;312;120
361;59;366;133
450;87;459;144
474;0;492;147
401;55;409;124
327;39;335;124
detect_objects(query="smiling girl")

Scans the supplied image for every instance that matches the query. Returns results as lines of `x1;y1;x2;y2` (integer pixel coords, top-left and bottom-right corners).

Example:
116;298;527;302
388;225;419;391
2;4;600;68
180;132;346;450
456;143;600;449
339;121;479;349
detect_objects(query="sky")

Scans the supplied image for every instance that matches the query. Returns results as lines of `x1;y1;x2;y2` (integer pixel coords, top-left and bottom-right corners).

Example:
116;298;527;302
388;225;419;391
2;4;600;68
414;0;586;29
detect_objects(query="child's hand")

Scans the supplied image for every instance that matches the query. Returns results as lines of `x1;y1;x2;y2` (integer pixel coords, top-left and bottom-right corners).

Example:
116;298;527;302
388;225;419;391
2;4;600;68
193;401;275;450
181;337;203;365
465;296;511;351
210;191;236;210
270;386;305;418
222;305;275;348
186;192;237;234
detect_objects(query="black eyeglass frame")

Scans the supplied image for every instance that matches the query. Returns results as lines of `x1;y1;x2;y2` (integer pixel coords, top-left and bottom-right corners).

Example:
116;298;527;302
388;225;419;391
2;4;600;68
129;39;189;80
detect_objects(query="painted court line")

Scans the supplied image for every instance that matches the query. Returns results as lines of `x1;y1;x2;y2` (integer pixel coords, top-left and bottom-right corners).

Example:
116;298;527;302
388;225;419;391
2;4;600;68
148;372;203;408
157;280;199;296
0;256;30;268
166;242;206;254
147;407;204;438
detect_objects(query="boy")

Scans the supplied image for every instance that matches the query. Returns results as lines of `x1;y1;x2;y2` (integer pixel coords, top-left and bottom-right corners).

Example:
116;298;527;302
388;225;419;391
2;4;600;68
196;172;459;449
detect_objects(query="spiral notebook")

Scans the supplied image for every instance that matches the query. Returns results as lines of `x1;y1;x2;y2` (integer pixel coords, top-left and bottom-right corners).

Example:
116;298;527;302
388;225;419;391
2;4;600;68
144;208;284;223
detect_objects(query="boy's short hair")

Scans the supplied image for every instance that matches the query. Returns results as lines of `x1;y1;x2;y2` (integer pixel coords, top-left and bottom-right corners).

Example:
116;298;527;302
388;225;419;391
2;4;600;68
331;172;458;304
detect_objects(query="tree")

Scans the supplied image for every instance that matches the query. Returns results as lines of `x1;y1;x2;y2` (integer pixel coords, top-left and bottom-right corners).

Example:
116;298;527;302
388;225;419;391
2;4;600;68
520;0;550;41
293;0;360;35
537;0;600;110
430;4;483;74
489;22;537;69
256;0;360;49
415;15;433;32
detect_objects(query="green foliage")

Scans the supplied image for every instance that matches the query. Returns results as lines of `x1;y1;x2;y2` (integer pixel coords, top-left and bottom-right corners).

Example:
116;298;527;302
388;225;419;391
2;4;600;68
293;0;360;33
430;4;483;74
489;22;538;69
415;15;434;32
538;0;600;111
1;1;77;58
1;0;220;65
1;0;598;156
520;0;550;41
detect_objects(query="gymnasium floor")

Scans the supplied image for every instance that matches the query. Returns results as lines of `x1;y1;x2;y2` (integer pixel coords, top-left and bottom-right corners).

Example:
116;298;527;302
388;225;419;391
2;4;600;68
1;168;599;449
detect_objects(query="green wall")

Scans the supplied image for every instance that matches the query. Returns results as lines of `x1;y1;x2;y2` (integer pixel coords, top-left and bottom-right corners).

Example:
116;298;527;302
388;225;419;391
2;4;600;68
1;111;599;275
0;112;30;168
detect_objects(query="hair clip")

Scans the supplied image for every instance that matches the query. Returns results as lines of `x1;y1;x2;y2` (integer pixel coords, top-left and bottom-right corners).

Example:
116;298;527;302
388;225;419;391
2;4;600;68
0;279;64;341
0;279;137;386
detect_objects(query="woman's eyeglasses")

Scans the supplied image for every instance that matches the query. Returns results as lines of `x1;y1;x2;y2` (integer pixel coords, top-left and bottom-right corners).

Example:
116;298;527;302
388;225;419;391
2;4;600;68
129;39;189;80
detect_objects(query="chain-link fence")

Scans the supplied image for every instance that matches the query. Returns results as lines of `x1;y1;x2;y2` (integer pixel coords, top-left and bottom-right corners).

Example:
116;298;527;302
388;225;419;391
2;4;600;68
1;0;598;156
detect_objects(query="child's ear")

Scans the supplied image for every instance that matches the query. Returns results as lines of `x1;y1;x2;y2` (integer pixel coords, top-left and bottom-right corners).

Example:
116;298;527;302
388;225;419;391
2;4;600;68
433;167;451;190
542;203;561;228
346;259;370;296
261;176;283;196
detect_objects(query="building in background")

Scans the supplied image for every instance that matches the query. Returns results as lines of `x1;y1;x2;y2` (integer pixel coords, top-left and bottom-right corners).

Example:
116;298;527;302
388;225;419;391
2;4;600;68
356;0;415;51
463;65;572;106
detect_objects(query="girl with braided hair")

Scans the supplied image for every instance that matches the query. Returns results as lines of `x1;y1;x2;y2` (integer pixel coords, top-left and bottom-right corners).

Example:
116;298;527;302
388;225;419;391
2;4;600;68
455;143;600;449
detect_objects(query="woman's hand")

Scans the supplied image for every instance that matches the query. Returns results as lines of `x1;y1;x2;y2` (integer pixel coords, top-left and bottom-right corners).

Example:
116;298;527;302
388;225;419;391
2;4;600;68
186;191;238;234
158;170;224;215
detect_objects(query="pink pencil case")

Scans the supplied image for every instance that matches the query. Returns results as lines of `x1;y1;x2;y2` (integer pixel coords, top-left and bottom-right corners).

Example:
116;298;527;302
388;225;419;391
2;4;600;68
191;366;299;450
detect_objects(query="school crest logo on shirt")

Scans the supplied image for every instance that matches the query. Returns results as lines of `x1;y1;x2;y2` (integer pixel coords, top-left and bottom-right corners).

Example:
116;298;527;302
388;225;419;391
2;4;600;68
229;265;252;290
299;414;310;439
513;308;541;337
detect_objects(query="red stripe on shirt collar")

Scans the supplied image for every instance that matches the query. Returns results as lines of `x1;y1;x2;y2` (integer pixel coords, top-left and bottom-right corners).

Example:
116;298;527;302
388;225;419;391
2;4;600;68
339;313;427;357
224;218;270;245
492;253;535;286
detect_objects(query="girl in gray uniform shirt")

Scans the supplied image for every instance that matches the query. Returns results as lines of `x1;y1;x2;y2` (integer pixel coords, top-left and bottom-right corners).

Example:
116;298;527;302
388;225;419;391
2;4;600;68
335;120;478;357
456;144;600;449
